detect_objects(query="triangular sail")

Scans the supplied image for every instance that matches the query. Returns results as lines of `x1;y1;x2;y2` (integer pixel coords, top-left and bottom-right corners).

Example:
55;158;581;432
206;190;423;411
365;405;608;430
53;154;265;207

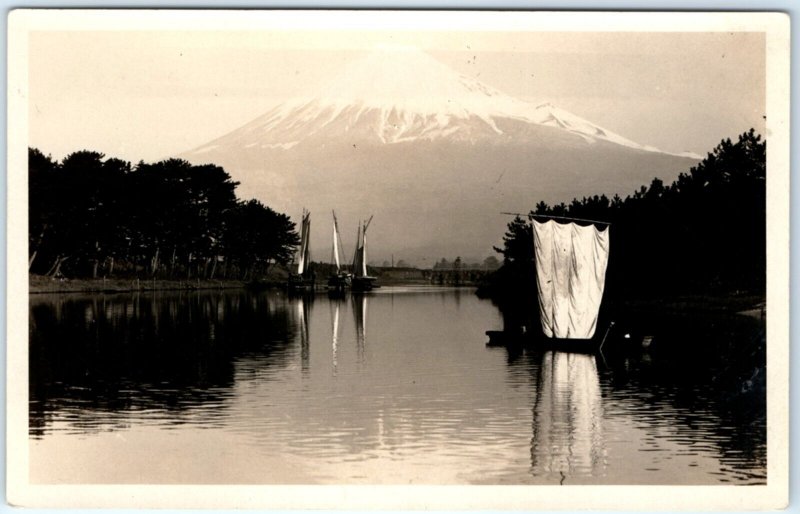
360;231;368;277
332;221;340;271
353;223;363;277
296;210;311;275
332;211;341;271
352;216;373;278
302;215;311;272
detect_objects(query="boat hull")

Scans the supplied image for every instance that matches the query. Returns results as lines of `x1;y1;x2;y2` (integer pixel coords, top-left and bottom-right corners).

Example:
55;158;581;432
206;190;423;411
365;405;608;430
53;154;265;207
327;273;352;292
486;330;605;354
351;276;377;292
288;273;315;293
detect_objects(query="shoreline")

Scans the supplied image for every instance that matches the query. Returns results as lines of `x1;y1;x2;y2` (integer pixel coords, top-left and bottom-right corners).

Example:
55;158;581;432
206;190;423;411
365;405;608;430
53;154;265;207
28;275;271;294
29;275;766;318
28;274;475;294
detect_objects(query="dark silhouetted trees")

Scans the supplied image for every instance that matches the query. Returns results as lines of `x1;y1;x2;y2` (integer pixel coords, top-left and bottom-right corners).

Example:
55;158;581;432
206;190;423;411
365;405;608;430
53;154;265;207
488;129;766;298
223;199;298;280
29;148;300;280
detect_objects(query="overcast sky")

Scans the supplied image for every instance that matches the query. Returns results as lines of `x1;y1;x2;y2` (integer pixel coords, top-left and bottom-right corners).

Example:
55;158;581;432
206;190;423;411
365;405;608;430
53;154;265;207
28;30;765;162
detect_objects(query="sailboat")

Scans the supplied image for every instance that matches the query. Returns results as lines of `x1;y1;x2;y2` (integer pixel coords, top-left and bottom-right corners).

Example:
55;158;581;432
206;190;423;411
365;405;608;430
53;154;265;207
327;210;352;292
288;209;315;292
487;213;612;352
351;215;378;292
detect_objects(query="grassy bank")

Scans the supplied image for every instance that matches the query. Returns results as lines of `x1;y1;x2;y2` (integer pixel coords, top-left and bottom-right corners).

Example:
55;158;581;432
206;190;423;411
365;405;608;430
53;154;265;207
29;274;285;294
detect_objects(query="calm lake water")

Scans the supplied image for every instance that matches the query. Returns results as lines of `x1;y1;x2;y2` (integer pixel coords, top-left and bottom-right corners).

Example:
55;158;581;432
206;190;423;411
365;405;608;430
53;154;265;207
29;287;766;484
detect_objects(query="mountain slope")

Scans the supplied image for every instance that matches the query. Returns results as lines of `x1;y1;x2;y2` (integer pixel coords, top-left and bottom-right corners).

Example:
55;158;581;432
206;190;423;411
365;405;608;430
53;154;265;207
182;46;701;264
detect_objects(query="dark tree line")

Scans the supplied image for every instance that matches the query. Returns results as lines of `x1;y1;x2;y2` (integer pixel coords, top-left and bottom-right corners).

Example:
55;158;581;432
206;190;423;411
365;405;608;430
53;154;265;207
487;129;766;299
29;148;299;280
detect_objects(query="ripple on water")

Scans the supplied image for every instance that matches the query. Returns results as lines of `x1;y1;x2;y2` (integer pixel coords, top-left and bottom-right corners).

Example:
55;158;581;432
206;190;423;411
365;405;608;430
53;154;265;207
29;289;766;485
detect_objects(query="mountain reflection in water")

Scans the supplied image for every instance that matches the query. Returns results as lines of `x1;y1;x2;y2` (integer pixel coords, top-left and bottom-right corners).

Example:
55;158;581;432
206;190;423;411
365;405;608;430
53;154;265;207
29;288;765;484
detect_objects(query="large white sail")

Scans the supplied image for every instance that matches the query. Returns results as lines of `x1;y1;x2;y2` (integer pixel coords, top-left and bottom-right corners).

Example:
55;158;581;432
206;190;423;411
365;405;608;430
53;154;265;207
532;219;610;339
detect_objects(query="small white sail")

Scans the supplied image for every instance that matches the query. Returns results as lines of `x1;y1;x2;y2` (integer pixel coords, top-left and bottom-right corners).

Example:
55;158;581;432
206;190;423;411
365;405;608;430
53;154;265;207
332;222;340;270
332;211;341;271
360;231;368;277
302;214;311;271
352;215;373;278
296;210;310;275
353;223;363;277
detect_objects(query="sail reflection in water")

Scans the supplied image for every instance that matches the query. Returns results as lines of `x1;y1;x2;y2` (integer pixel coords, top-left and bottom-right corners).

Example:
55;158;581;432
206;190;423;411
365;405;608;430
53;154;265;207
330;300;340;374
296;297;311;373
352;293;367;363
30;288;765;484
292;293;366;374
531;352;606;479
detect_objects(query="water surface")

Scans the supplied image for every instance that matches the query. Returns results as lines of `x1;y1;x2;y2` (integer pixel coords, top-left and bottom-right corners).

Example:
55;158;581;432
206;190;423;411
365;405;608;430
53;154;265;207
29;287;766;484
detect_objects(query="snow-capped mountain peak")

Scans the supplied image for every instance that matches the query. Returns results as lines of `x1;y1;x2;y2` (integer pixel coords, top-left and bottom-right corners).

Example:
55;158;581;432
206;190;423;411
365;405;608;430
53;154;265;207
189;45;698;158
180;45;702;263
318;45;518;120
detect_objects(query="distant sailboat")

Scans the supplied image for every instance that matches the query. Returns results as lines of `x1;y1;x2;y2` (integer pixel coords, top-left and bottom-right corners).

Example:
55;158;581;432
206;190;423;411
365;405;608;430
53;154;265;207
327;210;352;292
351;215;378;292
288;209;315;292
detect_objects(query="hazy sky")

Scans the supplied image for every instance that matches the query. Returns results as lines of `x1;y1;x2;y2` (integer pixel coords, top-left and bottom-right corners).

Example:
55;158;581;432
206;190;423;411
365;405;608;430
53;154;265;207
28;30;765;162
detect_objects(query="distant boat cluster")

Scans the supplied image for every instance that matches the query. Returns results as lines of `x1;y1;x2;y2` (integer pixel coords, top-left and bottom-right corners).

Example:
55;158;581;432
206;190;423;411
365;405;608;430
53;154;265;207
288;211;377;293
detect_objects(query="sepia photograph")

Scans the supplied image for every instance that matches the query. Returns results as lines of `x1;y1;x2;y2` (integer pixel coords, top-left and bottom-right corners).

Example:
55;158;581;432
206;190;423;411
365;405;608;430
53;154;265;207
6;9;790;510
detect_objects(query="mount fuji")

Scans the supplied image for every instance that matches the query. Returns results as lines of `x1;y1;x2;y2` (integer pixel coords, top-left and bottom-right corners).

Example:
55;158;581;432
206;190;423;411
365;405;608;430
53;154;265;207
182;46;701;265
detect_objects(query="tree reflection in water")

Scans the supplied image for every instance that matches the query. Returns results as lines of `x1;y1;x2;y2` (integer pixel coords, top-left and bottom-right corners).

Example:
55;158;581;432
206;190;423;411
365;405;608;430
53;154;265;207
29;291;295;438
